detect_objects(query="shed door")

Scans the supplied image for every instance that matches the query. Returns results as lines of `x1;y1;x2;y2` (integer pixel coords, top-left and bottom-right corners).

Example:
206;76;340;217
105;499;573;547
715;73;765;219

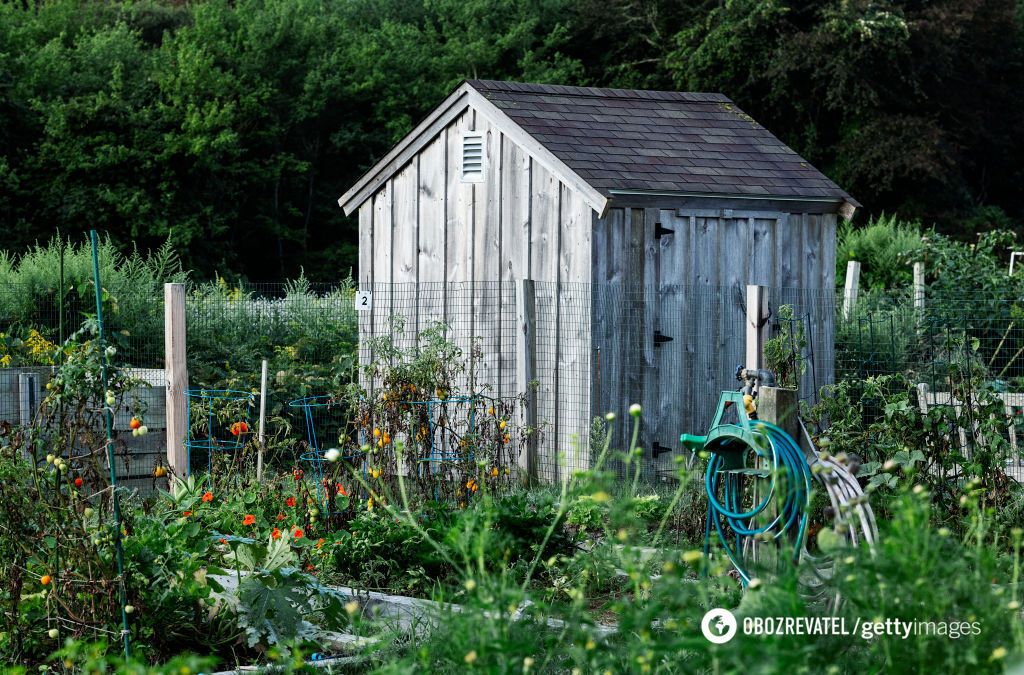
644;211;747;474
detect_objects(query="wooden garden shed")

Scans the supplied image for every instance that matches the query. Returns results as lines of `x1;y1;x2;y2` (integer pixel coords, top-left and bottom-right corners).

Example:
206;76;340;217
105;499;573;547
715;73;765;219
339;80;857;480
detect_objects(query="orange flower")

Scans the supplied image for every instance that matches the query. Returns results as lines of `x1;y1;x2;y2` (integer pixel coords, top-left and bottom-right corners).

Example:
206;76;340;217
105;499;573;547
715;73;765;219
183;510;192;517
271;528;281;540
286;496;296;508
276;512;286;521
293;528;304;539
243;514;256;526
219;538;227;545
316;537;325;549
337;484;348;496
202;491;213;503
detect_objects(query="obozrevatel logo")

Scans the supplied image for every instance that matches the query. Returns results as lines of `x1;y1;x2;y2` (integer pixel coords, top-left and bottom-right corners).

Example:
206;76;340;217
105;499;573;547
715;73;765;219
701;608;738;644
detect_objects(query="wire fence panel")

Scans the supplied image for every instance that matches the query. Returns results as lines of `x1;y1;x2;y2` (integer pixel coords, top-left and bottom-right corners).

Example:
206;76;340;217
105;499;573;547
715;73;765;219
0;281;166;490
185;281;358;471
5;276;1024;485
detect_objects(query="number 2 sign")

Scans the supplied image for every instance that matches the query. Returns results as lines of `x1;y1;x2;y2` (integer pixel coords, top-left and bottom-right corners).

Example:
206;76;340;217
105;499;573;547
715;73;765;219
355;291;372;311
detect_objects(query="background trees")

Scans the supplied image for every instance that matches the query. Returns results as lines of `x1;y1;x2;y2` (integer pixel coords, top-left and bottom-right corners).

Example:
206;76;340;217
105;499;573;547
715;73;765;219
1;0;1022;280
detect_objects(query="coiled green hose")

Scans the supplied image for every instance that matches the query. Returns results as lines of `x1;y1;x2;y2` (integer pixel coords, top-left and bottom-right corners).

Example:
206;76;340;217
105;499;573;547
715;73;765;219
703;420;812;585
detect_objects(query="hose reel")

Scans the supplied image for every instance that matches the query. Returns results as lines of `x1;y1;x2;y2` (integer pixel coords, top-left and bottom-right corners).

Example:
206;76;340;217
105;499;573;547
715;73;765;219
682;385;879;603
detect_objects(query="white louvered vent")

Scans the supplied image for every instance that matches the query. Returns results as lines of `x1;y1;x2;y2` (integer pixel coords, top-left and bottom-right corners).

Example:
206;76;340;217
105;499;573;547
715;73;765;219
461;134;484;183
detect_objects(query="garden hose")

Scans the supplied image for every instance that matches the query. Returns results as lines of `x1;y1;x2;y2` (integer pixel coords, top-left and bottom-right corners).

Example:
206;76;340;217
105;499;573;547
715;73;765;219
681;390;879;600
702;420;812;585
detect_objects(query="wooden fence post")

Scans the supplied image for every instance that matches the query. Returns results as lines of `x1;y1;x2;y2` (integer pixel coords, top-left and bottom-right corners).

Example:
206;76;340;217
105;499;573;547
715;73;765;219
516;279;538;483
758;386;802;448
164;283;188;477
843;260;861;320
913;262;925;312
746;285;767;371
257;358;268;481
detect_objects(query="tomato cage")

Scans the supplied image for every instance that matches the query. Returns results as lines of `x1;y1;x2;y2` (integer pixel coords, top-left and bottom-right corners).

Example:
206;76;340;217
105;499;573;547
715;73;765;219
406;396;478;469
290;395;363;513
397;396;520;489
185;389;255;475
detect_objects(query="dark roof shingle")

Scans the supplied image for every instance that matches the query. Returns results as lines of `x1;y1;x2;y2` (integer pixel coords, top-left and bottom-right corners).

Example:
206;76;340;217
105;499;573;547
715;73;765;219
467;79;856;205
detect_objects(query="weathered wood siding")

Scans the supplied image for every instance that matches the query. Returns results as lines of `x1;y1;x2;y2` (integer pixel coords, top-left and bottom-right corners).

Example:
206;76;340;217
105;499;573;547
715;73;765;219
591;207;837;472
358;104;594;480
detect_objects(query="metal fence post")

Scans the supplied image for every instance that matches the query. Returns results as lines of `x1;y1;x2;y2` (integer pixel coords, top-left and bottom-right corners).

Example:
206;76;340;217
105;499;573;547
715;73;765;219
164;283;188;477
515;279;538;483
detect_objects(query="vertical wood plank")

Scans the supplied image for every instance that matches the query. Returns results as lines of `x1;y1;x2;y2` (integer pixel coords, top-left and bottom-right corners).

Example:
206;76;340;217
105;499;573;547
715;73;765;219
373;185;394;368
164;283;188;477
640;208;658;471
498;141;531;401
358;203;374;395
417;134;446;332
748;216;774;287
653;209;687;471
591;208;627;455
529;162;559;477
557;185;591;473
392;162;419;352
446;110;472;285
472;121;501;393
444;110;474;396
777;213;795;289
819;214;838;387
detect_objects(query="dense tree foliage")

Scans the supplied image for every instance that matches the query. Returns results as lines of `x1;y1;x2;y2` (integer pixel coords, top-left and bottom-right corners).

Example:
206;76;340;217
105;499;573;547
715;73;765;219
1;0;1022;280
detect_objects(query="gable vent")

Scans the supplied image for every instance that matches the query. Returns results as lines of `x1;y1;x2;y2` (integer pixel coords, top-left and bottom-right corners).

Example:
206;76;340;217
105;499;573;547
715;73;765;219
461;134;484;183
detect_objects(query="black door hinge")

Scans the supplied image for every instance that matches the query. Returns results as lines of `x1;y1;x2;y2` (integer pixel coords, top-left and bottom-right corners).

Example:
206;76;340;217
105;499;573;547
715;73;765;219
655;223;675;239
654;331;673;345
652;442;674;458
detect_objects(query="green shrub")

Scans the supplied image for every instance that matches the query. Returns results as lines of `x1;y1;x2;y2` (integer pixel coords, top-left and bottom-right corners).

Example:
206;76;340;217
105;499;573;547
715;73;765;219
837;214;924;290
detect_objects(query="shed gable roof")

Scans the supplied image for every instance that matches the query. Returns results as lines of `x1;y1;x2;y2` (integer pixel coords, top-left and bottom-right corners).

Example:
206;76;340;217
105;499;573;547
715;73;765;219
469;80;857;207
338;80;858;216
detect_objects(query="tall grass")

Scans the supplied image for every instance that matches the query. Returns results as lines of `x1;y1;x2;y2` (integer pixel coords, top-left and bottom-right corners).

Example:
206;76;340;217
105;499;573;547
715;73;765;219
0;235;187;366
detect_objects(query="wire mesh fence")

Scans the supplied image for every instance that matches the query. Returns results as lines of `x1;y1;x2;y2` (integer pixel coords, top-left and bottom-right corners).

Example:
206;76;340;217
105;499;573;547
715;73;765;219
0;281;166;489
4;277;1024;484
